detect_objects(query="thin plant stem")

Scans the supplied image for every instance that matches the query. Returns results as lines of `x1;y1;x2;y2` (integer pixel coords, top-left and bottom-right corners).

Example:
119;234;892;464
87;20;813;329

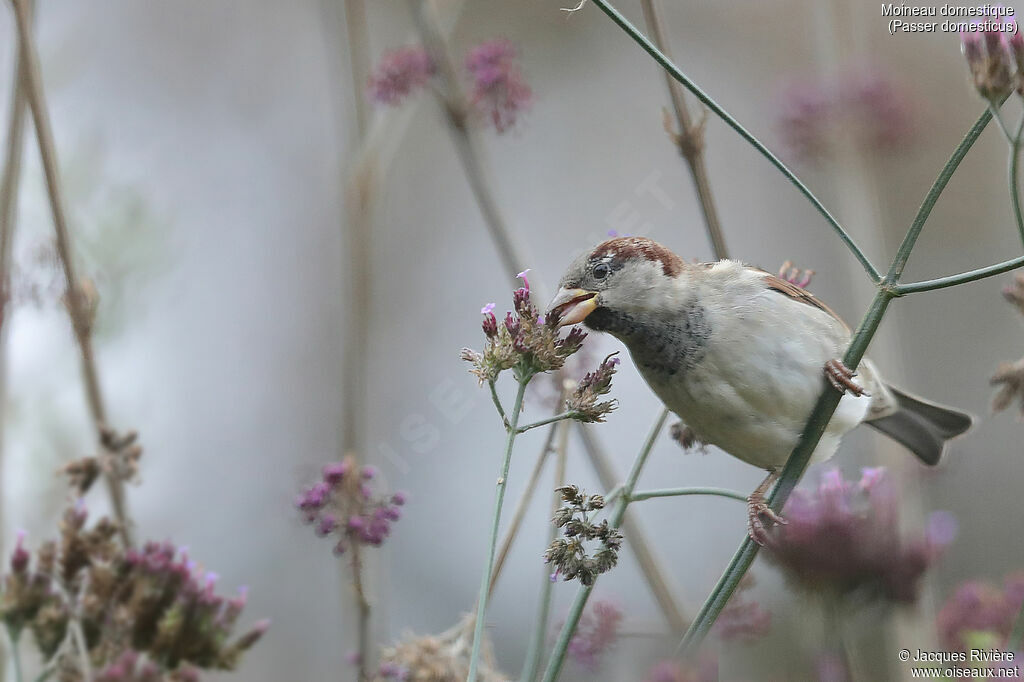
520;420;570;682
488;391;566;597
540;409;669;682
342;0;370;139
628;486;747;504
894;255;1024;294
638;0;728;260
1008;600;1024;652
68;619;92;682
1009;112;1024;251
350;544;371;682
9;0;132;547
516;412;579;434
586;0;881;282
575;424;687;633
0;17;30;682
488;380;508;429
677;105;998;656
989;103;1014;144
3;627;20;682
467;379;529;681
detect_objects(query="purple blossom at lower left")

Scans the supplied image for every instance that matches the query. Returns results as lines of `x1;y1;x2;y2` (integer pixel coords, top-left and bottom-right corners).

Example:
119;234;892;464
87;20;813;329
296;454;406;555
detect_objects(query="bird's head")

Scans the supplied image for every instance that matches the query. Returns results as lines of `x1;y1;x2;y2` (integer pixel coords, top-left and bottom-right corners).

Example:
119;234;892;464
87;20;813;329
546;237;687;330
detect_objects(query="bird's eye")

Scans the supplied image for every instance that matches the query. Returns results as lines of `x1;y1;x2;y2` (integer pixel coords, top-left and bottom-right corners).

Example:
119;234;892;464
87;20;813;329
593;262;610;280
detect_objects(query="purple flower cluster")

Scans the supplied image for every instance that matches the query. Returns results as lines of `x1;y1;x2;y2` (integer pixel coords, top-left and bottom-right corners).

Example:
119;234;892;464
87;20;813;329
366;47;437;107
713;574;771;643
465;40;532;133
296;456;406;555
567;600;622;671
765;468;955;604
961;18;1023;100
777;68;915;162
937;573;1024;651
366;39;532;133
463;270;587;383
565;353;620;423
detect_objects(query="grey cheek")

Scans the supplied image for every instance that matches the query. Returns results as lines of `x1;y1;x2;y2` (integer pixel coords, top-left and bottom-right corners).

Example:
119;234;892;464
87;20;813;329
610;304;711;377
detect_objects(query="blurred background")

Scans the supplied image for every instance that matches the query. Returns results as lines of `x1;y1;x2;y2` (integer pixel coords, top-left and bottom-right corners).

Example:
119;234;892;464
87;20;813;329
0;0;1021;680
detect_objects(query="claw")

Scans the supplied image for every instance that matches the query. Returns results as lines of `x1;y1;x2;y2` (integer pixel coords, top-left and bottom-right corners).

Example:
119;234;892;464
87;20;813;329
824;359;867;397
746;471;786;546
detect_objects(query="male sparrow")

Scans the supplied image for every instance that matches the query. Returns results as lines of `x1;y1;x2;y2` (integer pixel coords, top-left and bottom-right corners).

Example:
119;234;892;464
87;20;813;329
547;237;973;543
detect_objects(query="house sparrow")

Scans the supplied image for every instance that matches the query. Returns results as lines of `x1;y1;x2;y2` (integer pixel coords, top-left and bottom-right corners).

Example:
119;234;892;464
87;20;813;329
547;237;974;543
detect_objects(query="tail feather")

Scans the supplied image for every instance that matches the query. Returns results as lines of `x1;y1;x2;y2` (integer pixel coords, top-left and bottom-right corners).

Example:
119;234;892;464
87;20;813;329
865;386;975;466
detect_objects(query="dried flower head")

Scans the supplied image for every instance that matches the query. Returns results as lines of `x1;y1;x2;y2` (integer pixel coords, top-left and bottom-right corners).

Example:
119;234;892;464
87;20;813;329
296;455;405;555
765;468;954;604
462;271;588;383
937;572;1024;651
1002;273;1024;315
545;486;622;586
465;40;532;133
961;22;1017;101
564;353;619;423
567;600;622;671
373;615;506;681
991;357;1024;415
1;510;266;680
367;46;437;107
59;427;143;496
713;574;771;643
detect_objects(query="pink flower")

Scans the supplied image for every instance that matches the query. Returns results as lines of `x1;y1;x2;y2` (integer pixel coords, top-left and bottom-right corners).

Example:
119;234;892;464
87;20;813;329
567;600;622;671
465;40;532;133
367;46;436;107
938;573;1024;651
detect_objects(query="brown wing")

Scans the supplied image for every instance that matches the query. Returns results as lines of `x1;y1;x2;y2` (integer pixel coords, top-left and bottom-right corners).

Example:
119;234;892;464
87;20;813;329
759;271;850;333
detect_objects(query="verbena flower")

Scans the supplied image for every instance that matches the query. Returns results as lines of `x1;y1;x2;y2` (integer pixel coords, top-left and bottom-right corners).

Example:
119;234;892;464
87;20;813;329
295;455;406;555
937;572;1024;651
367;46;436;107
465;40;532;133
564;354;620;423
777;69;915;162
545;486;622;586
373;614;506;681
777;260;814;289
462;271;587;383
765;468;954;604
0;509;267;679
713;574;771;643
961;21;1017;101
567;600;622;671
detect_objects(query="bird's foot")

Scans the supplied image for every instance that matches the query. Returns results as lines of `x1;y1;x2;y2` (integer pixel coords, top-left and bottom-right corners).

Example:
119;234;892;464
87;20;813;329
669;422;705;452
824;359;867;397
747;496;786;546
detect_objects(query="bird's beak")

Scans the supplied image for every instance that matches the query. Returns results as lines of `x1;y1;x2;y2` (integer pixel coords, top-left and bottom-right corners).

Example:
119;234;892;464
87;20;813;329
547;288;599;328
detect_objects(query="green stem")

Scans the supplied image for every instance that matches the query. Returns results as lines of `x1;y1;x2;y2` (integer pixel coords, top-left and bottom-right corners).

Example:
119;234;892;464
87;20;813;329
989;103;1014;144
894;255;1024;294
488;380;508;429
520;421;571;682
587;0;880;282
467;379;529;681
517;412;579;434
1009;113;1024;251
540;409;669;682
4;627;21;682
628;486;748;504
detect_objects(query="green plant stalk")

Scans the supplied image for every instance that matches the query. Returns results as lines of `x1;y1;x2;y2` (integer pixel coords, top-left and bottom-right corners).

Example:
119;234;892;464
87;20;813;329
539;409;669;682
4;627;20;682
516;412;581;434
1009;113;1024;251
628;487;747;504
586;0;880;282
520;421;571;682
678;104;998;656
895;255;1024;294
467;378;530;681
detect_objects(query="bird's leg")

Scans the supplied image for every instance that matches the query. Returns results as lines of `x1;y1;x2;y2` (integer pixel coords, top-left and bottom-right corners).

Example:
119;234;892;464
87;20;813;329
747;470;786;546
669;421;704;452
824;359;866;396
